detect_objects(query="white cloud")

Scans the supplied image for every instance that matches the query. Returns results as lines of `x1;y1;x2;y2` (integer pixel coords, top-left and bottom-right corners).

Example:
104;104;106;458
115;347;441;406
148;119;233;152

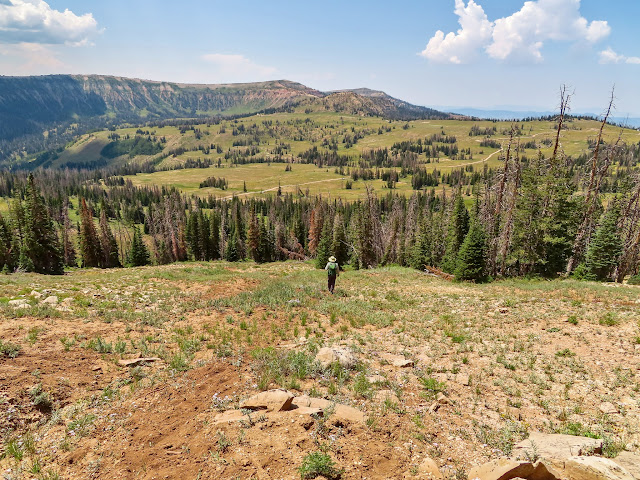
0;0;100;45
420;0;493;63
599;47;640;65
421;0;610;64
201;53;276;81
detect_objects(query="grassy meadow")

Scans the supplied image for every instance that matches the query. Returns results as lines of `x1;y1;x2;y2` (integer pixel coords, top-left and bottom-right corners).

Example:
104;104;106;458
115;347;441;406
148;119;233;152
52;109;640;201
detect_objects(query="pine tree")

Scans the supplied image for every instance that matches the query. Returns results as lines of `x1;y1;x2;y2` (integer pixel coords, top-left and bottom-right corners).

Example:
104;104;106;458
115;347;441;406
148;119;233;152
224;230;240;262
79;198;103;268
454;219;488;282
127;226;150;266
60;198;76;267
581;202;622;281
315;216;333;269
259;217;273;262
210;212;221;260
21;174;64;274
247;211;261;262
330;213;349;266
410;214;432;270
99;210;121;268
442;194;470;273
0;213;14;272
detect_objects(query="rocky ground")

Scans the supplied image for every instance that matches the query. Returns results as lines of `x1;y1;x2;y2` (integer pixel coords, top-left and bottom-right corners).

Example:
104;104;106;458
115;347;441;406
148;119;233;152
1;262;640;479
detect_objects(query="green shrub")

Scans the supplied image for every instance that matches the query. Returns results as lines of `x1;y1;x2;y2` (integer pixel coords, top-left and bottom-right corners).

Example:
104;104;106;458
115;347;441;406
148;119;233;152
298;451;343;479
0;339;21;358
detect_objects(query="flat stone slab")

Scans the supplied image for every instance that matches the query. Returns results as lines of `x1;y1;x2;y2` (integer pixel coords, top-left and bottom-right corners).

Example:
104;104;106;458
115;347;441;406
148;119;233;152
512;432;602;461
240;389;294;412
293;395;366;423
468;459;562;480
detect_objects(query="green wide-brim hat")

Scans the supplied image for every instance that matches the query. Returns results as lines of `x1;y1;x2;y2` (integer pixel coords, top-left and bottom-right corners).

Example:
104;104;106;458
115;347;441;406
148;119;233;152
329;256;337;262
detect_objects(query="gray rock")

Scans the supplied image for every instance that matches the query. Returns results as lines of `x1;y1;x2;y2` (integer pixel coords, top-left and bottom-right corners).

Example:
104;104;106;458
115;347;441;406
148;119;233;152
42;295;58;305
315;347;357;369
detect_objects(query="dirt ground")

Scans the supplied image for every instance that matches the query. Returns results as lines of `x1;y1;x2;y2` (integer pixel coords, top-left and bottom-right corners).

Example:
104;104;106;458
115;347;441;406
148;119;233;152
1;262;639;479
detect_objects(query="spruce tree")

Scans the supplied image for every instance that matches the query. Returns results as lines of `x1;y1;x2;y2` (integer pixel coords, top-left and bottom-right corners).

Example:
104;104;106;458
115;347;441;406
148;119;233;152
61;199;77;267
330;213;349;266
442;194;470;273
0;213;14;272
315;216;333;269
582;202;622;281
127;226;150;267
79;198;103;268
247;211;261;262
99;210;121;268
22;174;64;274
210;212;220;260
410;215;432;270
454;219;488;282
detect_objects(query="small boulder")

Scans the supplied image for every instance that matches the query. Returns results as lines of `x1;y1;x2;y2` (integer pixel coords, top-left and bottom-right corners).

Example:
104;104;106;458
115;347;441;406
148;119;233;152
468;459;561;480
418;457;443;480
292;395;366;423
240;389;294;412
315;347;357;369
42;295;58;305
559;456;635;480
511;432;602;461
9;299;30;309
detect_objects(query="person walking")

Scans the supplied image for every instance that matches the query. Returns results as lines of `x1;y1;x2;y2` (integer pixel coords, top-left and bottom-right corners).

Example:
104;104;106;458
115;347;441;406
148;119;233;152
325;256;339;294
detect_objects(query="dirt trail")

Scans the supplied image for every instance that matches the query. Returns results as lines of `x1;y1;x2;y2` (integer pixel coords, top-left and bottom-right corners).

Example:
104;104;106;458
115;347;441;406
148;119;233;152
221;177;347;200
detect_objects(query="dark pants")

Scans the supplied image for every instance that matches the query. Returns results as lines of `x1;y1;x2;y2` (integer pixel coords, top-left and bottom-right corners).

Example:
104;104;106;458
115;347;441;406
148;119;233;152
328;274;336;293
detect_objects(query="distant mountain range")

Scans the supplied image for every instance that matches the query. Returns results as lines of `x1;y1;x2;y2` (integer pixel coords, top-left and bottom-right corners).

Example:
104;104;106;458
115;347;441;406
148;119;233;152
0;75;454;162
438;107;640;128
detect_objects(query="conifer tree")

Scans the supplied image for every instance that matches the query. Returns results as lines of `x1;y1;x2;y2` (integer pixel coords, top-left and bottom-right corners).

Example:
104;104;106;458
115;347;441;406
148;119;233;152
442;194;470;273
210;212;221;260
259;217;273;262
127;226;150;266
0;213;14;272
99;210;121;268
247;211;261;262
315;215;333;269
224;230;240;262
61;198;76;267
581;202;622;281
79;198;103;268
454;219;488;282
21;174;64;274
330;213;349;266
410;214;432;270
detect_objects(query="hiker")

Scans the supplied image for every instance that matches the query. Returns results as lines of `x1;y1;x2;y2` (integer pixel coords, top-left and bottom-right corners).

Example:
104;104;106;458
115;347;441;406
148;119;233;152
324;256;339;294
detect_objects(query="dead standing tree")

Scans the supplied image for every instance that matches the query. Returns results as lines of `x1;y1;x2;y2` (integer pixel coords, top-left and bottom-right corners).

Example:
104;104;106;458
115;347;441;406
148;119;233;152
566;90;621;274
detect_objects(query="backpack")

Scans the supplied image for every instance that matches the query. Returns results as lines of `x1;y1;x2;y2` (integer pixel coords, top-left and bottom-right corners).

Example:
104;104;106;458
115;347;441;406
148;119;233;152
327;262;338;276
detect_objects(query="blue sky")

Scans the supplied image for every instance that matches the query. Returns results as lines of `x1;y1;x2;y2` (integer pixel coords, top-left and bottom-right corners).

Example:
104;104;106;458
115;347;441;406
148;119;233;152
1;0;639;115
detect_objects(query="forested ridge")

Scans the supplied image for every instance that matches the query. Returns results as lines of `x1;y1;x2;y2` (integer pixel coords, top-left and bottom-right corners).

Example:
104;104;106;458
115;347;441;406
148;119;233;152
1;91;640;282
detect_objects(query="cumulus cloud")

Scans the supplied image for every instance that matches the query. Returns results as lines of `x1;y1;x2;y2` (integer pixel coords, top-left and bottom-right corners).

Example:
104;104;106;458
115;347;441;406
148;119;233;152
599;47;640;65
201;54;277;80
420;0;493;64
0;0;100;46
421;0;610;64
